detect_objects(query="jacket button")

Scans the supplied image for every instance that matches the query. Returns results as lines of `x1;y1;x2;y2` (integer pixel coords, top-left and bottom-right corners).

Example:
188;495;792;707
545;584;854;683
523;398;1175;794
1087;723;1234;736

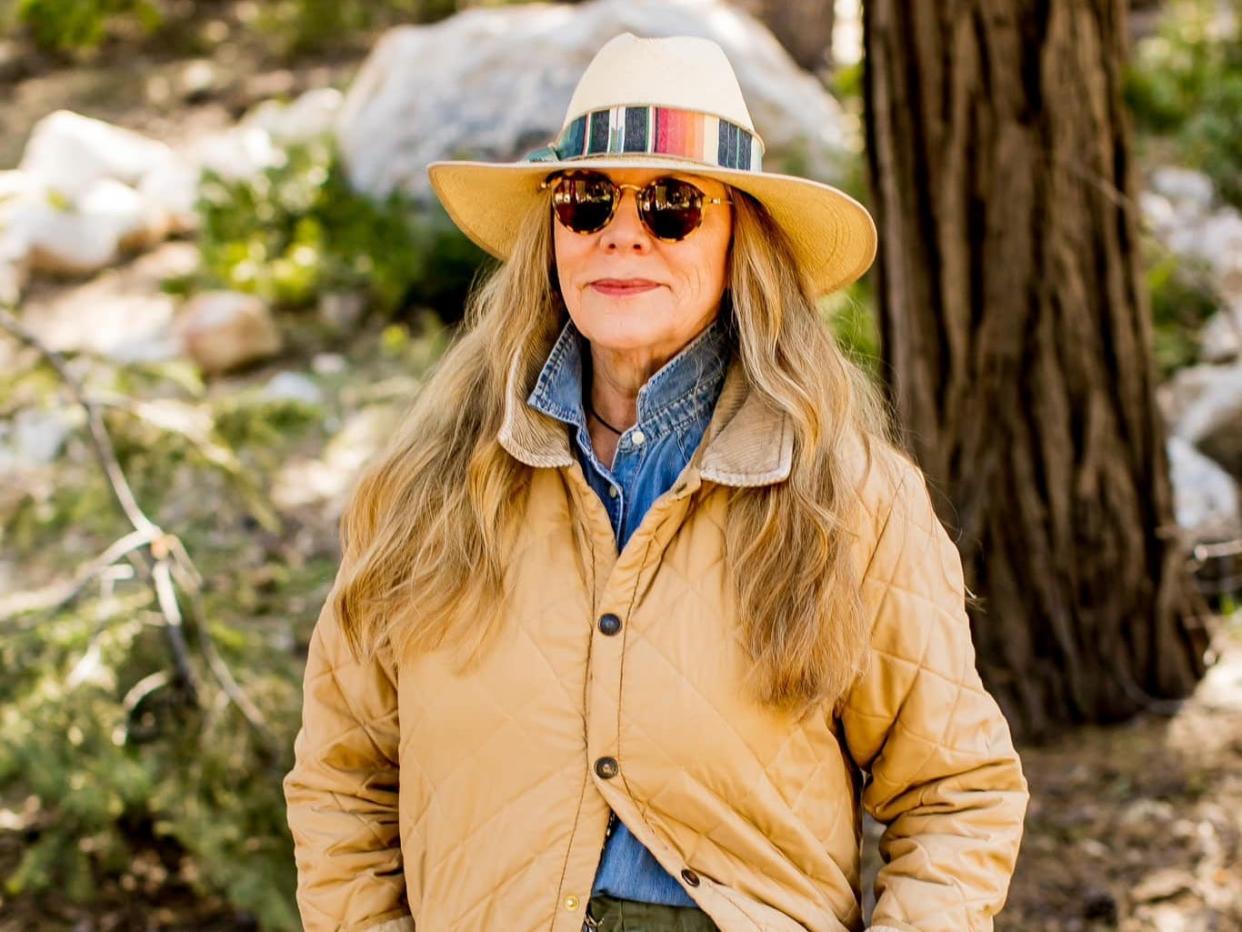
598;613;622;635
594;756;619;779
680;867;700;886
563;894;580;910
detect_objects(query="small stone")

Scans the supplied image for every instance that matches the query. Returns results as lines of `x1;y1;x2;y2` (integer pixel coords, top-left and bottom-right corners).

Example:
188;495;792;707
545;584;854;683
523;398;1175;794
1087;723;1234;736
1150;166;1215;215
176;290;283;375
262;371;323;405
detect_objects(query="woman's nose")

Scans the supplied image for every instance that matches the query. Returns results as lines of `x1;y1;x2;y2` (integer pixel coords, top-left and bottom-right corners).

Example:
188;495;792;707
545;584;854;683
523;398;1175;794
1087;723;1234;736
599;189;651;251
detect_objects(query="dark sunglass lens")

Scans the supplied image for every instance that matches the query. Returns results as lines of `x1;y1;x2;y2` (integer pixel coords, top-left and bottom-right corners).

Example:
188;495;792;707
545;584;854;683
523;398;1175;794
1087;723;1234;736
641;178;704;240
552;172;616;233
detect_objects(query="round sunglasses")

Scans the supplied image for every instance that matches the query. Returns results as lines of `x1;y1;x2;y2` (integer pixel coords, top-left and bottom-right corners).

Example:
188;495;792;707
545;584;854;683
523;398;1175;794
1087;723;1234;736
539;170;732;242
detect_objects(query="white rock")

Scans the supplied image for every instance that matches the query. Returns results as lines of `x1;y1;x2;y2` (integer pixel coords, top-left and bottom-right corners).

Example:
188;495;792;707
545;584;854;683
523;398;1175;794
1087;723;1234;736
14;241;196;363
336;0;858;201
1200;300;1242;364
137;156;201;235
1198;208;1242;287
18;110;176;200
1149;166;1215;215
1167;435;1242;540
245;87;344;146
1162;363;1242;491
272;404;401;513
1140;190;1176;236
191;124;286;183
18;178;153;275
0;406;84;472
0;169;30;200
175;290;283;375
261;371;323;405
311;352;347;375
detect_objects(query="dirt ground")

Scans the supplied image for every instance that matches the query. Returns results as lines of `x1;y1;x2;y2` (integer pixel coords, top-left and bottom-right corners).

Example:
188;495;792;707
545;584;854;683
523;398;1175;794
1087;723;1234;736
997;616;1242;931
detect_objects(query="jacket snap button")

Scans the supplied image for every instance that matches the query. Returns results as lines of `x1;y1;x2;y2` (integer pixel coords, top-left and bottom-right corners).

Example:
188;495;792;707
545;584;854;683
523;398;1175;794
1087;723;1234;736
680;868;700;886
563;894;580;910
598;613;622;635
594;756;619;779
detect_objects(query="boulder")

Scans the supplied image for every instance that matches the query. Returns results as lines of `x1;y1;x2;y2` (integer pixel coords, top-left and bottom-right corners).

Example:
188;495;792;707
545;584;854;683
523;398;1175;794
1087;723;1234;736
335;0;857;201
1200;300;1242;364
1148;166;1215;217
175;290;283;375
190;123;287;184
15;178;155;276
15;242;197;363
1167;435;1241;542
244;87;344;146
1160;362;1242;481
5;112;196;280
18;109;177;201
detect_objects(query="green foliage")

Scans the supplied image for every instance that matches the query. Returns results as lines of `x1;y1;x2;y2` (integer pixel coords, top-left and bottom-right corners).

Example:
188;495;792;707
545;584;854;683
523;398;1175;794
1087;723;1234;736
1125;0;1242;206
213;395;322;457
253;0;452;58
0;591;304;929
1146;249;1219;378
0;318;458;925
12;0;161;54
180;135;485;321
1;0;468;57
821;272;882;384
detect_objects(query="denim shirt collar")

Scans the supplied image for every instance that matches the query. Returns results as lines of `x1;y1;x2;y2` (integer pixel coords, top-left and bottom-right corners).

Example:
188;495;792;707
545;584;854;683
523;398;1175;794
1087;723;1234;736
498;318;796;489
526;314;731;449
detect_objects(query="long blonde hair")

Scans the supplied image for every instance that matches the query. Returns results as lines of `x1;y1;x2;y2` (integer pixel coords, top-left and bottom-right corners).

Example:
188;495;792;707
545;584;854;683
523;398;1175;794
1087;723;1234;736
333;185;899;713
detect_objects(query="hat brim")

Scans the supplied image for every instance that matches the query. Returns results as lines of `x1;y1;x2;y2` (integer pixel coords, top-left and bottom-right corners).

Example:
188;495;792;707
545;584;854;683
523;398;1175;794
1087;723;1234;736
426;156;877;298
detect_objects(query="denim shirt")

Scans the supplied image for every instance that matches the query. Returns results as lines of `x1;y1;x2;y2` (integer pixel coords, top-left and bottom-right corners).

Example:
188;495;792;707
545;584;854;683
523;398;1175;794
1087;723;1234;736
526;313;731;907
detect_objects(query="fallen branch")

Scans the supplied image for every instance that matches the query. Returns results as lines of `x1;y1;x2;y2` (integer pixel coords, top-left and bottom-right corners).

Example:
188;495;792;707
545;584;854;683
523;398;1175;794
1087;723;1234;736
0;302;271;743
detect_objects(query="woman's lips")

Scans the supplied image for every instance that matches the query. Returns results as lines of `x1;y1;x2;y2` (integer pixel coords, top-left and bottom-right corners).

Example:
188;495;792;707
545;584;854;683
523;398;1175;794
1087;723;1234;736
590;279;660;296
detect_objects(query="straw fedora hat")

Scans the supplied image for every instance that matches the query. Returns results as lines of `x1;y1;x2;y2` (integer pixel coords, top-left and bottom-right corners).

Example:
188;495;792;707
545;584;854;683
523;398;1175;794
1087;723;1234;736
426;32;877;297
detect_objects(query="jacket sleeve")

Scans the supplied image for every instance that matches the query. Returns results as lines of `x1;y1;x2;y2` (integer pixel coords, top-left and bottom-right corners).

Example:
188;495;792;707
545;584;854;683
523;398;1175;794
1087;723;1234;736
839;466;1029;932
283;562;414;932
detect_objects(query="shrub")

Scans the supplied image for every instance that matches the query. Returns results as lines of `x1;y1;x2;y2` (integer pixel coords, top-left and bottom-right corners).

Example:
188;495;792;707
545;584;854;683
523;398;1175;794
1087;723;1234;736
1125;0;1242;207
176;135;487;323
11;0;162;54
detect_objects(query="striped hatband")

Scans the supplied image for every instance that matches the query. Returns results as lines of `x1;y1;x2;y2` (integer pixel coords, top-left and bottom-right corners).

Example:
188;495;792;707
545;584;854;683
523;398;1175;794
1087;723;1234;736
528;104;764;172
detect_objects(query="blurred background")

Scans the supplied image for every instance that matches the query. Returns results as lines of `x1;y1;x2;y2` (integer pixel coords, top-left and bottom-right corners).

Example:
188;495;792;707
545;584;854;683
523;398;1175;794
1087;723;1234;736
0;0;1239;929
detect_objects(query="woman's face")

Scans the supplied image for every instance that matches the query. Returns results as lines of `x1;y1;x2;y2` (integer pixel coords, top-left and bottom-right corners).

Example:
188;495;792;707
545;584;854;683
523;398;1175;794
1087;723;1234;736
552;167;733;357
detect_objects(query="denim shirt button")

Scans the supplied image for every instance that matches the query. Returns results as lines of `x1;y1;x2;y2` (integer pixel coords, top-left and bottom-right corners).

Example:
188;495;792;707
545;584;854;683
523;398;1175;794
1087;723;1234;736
630;429;646;446
608;484;619;498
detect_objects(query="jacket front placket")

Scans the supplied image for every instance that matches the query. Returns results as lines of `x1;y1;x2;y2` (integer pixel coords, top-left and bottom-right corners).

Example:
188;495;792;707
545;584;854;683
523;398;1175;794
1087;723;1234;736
547;450;707;932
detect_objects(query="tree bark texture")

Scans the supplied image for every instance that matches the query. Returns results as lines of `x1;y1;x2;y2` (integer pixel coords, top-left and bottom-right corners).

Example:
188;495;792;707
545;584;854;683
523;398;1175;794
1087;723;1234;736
861;0;1212;740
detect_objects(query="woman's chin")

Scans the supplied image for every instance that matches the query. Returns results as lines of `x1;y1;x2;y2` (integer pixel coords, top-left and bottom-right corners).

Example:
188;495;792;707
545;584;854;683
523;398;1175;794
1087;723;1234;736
575;304;672;349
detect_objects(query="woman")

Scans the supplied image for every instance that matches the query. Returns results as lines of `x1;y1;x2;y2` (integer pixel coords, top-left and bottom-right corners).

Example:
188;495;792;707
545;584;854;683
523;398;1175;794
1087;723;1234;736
283;32;1029;932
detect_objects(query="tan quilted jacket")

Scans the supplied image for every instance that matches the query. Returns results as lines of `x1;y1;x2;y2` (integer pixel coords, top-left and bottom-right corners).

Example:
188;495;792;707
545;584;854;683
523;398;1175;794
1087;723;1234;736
283;352;1029;932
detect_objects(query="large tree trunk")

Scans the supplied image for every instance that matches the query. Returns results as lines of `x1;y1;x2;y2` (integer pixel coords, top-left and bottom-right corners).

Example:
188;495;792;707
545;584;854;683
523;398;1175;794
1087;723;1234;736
861;0;1211;740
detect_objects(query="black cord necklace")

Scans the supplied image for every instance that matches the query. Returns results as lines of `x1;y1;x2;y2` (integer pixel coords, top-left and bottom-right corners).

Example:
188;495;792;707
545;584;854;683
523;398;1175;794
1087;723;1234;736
586;397;624;435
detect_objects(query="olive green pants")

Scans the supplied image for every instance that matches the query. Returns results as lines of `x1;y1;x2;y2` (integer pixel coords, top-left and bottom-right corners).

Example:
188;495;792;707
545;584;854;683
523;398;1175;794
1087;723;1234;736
584;893;720;931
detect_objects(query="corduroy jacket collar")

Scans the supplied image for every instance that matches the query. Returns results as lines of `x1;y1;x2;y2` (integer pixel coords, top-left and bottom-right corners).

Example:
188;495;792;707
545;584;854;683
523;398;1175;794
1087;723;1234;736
498;342;793;488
